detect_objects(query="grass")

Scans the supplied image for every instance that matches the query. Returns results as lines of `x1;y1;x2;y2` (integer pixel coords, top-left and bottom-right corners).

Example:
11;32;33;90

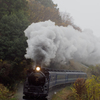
52;85;72;100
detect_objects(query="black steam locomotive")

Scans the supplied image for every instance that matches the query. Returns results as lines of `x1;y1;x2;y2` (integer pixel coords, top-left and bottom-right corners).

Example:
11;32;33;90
23;66;87;99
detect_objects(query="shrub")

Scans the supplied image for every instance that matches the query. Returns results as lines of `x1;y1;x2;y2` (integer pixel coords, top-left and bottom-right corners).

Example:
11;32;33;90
66;76;100;100
86;75;100;100
0;84;17;100
73;78;87;99
0;84;11;100
66;78;87;100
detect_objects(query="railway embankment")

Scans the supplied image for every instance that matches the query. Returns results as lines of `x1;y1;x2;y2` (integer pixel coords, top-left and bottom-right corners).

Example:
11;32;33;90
52;75;100;100
51;85;72;100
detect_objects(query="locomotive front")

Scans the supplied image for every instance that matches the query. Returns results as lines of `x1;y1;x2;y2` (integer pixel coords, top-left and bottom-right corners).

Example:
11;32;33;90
23;66;49;99
28;66;46;86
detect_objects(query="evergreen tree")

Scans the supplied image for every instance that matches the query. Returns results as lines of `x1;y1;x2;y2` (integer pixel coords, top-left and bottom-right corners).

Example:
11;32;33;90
0;0;28;19
0;0;29;86
0;12;29;61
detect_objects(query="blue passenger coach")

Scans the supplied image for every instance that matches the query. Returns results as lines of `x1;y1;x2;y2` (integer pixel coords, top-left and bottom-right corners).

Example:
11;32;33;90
49;71;87;88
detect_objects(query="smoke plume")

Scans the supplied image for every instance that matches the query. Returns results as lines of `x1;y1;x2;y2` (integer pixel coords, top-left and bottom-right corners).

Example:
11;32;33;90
24;20;100;66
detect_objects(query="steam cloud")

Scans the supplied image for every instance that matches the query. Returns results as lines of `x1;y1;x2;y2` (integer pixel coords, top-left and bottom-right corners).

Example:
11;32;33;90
24;20;100;66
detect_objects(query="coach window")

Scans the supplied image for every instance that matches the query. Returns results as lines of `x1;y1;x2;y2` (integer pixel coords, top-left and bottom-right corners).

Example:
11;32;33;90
57;74;65;79
51;75;55;81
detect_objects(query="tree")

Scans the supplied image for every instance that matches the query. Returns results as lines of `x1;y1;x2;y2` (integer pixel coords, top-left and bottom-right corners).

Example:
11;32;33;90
60;12;73;26
27;0;81;30
0;0;29;87
0;0;28;19
0;12;29;61
35;0;56;8
60;12;82;31
27;0;62;24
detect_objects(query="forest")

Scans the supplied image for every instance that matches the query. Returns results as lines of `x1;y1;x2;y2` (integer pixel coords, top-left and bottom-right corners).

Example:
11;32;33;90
0;0;100;100
0;0;80;88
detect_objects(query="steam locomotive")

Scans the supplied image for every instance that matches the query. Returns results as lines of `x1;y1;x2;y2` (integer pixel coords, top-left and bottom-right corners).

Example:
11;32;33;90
23;66;87;99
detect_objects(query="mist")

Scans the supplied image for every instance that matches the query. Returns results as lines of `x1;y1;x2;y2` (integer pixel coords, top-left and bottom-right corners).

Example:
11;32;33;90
24;20;100;66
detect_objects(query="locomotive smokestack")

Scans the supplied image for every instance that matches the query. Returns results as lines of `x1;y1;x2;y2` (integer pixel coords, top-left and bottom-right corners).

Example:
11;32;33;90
24;20;100;66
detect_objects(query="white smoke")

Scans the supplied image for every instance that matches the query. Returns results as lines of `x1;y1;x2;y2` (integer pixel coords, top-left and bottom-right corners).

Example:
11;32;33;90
24;20;100;66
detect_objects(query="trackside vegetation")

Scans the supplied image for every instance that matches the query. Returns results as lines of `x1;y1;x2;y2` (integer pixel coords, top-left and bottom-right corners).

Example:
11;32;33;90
66;76;100;100
0;84;17;100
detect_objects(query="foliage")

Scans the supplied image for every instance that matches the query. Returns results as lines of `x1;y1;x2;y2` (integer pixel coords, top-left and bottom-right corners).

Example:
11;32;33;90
0;0;29;62
0;61;11;84
35;0;56;8
27;0;62;25
27;0;81;30
60;12;73;26
0;0;28;19
86;76;100;100
0;84;9;100
0;84;16;100
87;65;100;77
66;76;100;100
66;78;87;100
0;0;29;88
0;11;29;61
72;78;87;99
0;59;32;90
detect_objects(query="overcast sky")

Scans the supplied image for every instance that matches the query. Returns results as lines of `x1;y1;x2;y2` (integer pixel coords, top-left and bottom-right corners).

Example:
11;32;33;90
52;0;100;37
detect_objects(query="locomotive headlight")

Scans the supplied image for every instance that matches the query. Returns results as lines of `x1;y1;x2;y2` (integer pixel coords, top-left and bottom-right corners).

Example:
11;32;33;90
35;66;41;71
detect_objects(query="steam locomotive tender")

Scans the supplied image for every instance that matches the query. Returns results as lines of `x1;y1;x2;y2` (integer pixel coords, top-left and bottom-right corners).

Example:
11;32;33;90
23;66;87;99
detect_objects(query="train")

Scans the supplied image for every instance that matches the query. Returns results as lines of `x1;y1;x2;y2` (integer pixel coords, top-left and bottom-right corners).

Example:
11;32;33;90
23;66;87;99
